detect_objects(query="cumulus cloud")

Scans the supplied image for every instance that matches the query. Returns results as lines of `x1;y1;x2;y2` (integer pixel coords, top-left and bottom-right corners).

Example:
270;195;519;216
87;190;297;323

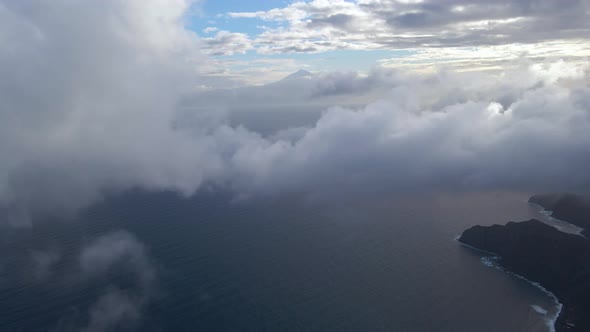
0;0;215;225
251;63;590;195
1;0;590;227
186;61;590;199
211;61;590;198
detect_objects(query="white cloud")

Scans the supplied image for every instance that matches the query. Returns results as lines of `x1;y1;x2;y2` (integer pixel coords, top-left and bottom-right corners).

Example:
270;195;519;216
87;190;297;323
220;62;590;196
378;40;590;73
202;30;253;56
0;0;212;224
202;26;218;34
226;0;590;56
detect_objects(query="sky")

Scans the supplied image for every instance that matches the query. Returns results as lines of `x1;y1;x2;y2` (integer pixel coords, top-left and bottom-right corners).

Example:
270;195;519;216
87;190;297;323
190;0;590;84
1;1;590;329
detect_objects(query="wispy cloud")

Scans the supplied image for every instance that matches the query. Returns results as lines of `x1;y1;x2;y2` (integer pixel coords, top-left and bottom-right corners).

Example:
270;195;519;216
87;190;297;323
78;231;156;332
201;30;253;55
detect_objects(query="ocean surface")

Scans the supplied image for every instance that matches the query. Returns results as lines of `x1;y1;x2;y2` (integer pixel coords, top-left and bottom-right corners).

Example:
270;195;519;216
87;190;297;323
0;191;567;331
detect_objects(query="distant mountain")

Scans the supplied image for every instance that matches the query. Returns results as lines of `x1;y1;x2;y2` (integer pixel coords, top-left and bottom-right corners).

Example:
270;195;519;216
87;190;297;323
281;69;314;81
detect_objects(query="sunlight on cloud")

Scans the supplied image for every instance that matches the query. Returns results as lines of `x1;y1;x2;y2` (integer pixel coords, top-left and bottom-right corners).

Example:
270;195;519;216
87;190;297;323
379;40;590;73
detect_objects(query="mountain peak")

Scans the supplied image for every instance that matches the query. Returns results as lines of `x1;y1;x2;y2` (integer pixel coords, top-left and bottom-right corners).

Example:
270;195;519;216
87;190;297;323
282;69;314;81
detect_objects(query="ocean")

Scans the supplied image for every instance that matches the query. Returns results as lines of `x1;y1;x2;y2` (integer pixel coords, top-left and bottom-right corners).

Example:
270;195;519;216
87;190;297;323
0;190;564;331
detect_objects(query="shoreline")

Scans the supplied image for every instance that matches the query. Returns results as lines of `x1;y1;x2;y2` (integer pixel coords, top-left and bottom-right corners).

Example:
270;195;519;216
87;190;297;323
456;237;564;332
528;201;586;237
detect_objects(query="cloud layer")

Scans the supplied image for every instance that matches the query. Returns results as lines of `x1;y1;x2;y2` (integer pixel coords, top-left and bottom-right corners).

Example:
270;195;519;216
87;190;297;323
1;0;590;226
224;62;590;197
225;0;590;54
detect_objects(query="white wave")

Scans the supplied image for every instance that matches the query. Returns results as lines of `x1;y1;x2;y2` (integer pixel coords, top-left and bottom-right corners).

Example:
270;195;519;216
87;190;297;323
528;202;585;237
459;238;564;332
480;256;497;267
531;304;548;315
480;254;563;332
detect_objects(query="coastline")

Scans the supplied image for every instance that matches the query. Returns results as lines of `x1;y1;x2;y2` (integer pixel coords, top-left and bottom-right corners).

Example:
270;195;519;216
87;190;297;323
528;201;586;237
528;194;590;238
456;238;564;332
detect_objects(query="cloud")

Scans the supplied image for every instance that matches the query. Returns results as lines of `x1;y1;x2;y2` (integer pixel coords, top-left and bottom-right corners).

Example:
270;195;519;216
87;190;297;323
190;66;401;107
202;30;253;56
76;231;155;332
0;0;214;225
227;0;590;55
223;61;590;196
1;0;590;228
37;230;158;331
309;69;399;97
81;288;142;332
378;40;590;73
79;231;155;286
202;26;218;34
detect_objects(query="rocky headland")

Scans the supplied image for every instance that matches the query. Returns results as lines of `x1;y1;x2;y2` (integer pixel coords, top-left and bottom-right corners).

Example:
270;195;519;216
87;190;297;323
459;194;590;331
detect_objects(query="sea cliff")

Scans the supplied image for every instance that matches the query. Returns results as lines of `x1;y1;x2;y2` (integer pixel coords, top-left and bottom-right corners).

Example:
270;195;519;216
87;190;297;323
459;218;590;331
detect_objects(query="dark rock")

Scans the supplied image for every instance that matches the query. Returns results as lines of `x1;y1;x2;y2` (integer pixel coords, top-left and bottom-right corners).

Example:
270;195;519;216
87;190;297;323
529;193;590;237
459;219;590;331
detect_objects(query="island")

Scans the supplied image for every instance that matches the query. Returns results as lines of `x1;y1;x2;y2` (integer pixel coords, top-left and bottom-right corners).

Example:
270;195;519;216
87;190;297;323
458;194;590;331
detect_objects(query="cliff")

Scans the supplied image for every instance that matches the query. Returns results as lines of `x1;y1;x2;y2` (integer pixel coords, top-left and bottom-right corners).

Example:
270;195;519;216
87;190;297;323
459;219;590;331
